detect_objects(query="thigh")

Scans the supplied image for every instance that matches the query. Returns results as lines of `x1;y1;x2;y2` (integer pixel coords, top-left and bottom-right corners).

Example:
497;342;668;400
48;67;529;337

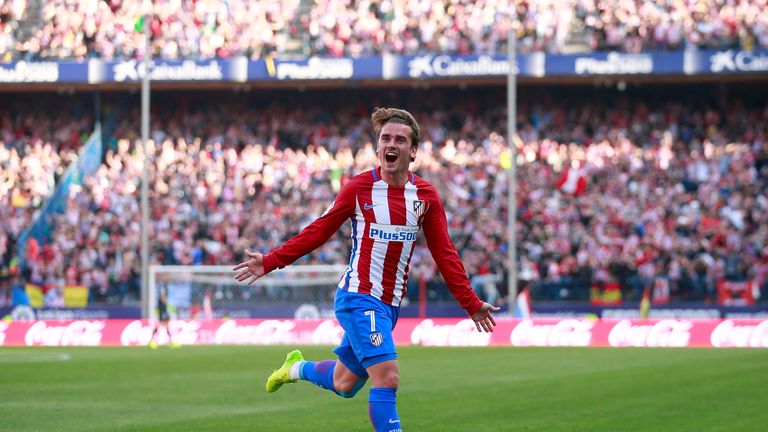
333;357;367;388
332;333;369;378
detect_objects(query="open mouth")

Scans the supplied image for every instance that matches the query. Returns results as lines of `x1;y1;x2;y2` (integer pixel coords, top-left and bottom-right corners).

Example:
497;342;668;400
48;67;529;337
385;151;398;163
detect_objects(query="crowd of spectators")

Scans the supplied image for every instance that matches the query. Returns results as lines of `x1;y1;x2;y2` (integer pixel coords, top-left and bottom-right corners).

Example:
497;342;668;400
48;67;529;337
306;0;768;56
1;84;767;308
2;0;768;62
0;97;93;308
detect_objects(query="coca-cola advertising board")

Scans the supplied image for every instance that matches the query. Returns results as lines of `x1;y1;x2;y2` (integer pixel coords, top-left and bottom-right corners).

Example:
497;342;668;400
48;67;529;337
1;318;767;348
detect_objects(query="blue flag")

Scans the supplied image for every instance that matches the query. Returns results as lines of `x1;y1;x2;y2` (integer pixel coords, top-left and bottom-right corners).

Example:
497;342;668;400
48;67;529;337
18;124;103;265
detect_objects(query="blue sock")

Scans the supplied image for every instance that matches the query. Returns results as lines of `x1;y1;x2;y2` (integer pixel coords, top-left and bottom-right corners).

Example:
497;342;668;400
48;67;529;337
300;360;337;392
369;387;401;432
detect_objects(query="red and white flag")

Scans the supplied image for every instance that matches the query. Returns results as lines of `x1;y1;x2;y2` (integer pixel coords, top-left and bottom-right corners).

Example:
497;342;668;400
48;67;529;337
514;288;532;319
556;162;587;195
203;288;214;320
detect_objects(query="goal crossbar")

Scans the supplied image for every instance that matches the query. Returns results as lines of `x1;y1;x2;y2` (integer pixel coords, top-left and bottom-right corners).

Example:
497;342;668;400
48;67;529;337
147;264;348;320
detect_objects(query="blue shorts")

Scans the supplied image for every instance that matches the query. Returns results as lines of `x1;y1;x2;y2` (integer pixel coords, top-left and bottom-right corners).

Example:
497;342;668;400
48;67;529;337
332;288;400;378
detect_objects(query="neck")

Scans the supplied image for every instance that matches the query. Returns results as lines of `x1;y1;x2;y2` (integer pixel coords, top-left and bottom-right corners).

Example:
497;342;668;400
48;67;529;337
378;167;409;186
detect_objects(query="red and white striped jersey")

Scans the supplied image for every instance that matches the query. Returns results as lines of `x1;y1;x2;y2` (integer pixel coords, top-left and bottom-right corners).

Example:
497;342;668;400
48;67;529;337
262;167;483;315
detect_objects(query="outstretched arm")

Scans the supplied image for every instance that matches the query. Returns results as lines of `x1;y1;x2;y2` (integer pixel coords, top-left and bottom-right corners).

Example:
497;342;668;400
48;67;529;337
421;187;499;331
233;178;358;285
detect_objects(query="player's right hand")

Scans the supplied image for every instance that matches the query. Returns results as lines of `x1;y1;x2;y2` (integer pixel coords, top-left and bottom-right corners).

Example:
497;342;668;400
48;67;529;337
233;249;266;285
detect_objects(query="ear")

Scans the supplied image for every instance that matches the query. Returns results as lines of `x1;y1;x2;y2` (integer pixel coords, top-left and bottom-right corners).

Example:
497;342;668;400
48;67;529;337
410;145;418;161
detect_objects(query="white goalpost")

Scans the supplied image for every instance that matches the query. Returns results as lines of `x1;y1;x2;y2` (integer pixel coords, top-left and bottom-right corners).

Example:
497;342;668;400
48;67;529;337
147;264;348;321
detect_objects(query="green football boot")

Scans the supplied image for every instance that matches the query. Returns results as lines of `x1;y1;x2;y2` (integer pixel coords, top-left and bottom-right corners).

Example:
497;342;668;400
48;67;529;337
265;349;304;393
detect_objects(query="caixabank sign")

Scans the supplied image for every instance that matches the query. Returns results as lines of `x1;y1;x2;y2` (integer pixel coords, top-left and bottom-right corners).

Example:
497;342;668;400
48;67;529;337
684;49;768;74
383;53;546;79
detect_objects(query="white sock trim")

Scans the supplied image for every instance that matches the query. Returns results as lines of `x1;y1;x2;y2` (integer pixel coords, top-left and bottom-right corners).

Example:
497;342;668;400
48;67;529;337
289;361;304;380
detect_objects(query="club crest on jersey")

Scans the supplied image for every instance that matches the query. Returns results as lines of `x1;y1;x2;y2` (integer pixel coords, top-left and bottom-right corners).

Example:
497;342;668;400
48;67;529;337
413;200;426;218
370;332;383;347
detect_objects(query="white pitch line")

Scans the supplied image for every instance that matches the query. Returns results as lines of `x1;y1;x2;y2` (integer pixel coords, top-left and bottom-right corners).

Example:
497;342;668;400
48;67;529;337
0;353;72;363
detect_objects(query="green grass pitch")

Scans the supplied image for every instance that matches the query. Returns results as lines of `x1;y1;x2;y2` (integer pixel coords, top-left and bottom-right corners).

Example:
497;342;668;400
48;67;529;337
1;345;767;431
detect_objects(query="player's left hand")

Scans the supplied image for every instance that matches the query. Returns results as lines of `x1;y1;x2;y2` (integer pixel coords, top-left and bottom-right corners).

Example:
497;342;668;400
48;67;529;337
471;302;501;333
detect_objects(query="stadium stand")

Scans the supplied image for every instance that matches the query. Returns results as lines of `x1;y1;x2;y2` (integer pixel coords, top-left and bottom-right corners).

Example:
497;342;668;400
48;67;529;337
1;84;766;307
1;0;767;61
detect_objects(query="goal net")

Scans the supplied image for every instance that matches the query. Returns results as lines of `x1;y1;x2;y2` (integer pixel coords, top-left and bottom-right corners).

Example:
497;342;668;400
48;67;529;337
148;264;348;321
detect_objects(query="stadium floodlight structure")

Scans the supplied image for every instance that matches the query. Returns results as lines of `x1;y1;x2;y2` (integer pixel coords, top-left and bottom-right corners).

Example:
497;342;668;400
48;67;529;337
507;15;518;313
148;264;348;321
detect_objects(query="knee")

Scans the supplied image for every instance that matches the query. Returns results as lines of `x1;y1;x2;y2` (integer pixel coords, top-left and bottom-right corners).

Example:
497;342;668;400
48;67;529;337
377;370;399;390
335;378;366;398
368;360;400;389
